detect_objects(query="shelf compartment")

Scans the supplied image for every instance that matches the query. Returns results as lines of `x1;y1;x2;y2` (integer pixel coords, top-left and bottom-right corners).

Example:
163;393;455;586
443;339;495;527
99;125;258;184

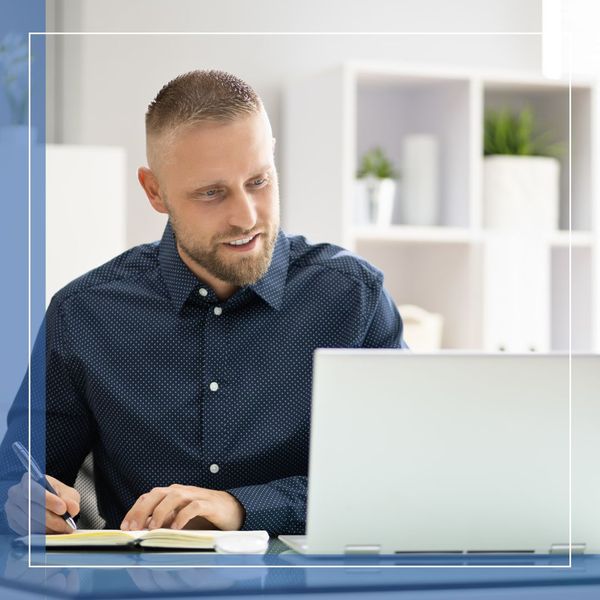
483;83;593;233
355;239;482;350
551;246;594;352
356;74;472;228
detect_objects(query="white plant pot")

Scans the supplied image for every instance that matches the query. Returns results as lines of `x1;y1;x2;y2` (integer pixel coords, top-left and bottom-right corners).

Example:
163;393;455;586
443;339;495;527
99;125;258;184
360;177;396;227
483;155;560;232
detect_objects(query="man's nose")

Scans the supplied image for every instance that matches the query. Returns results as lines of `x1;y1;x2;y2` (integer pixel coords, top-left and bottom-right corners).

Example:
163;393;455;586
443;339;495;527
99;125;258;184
228;188;258;232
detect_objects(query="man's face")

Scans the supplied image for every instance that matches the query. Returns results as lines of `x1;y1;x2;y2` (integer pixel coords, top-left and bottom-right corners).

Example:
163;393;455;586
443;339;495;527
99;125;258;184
150;111;280;287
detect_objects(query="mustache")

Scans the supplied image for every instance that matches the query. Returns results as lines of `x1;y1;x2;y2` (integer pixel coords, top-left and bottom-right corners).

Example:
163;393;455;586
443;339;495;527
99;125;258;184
213;227;263;243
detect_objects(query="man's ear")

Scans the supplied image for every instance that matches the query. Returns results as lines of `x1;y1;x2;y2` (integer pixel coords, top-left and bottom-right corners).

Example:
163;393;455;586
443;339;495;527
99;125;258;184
138;167;168;214
272;137;276;152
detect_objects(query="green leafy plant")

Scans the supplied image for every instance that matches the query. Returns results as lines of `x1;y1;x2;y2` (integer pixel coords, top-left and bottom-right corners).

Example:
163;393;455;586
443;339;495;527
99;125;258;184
0;33;29;125
484;107;563;159
357;147;399;179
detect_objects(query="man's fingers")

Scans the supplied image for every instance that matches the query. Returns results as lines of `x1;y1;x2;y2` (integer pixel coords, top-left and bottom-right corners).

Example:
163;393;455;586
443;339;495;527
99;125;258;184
121;488;167;530
5;497;72;535
148;507;178;530
11;477;65;524
171;499;213;530
7;483;21;504
17;474;80;518
123;486;243;532
147;490;193;529
47;475;80;516
45;510;75;534
63;497;80;517
48;475;80;501
18;476;46;506
44;490;67;516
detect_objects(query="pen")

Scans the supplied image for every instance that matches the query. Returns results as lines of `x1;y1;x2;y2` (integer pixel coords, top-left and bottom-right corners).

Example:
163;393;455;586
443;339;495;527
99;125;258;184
11;441;78;531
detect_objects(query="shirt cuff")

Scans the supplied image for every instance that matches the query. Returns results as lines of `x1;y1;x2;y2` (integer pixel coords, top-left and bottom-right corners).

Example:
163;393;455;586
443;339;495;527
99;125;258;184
226;479;306;536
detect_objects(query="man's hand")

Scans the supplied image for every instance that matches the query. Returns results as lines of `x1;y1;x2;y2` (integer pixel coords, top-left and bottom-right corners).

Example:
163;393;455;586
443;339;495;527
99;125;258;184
5;473;80;535
120;485;245;532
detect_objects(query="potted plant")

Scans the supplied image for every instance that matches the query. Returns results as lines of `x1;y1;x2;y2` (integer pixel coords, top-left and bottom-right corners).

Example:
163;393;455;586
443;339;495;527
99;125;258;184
483;107;563;232
0;33;29;144
355;147;399;227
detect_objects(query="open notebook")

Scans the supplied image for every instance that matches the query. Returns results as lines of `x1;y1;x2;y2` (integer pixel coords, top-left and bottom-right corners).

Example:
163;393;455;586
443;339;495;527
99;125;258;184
21;529;268;550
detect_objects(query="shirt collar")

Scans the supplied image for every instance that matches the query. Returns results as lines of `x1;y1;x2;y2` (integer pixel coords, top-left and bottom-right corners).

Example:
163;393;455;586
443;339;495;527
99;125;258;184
248;229;289;310
158;222;289;313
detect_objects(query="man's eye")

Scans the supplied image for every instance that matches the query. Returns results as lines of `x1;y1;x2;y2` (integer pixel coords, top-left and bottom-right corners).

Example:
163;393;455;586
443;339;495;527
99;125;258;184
250;178;267;187
201;189;222;199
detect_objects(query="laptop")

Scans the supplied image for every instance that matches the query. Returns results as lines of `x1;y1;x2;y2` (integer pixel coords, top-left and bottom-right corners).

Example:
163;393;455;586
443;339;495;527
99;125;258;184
280;351;600;555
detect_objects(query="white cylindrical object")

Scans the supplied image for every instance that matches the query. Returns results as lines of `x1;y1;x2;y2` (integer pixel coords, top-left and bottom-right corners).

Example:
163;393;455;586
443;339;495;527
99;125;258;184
401;135;440;226
356;177;397;227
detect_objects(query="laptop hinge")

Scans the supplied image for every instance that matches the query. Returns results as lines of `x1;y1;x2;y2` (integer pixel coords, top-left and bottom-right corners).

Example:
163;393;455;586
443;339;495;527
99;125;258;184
550;543;586;555
344;544;381;555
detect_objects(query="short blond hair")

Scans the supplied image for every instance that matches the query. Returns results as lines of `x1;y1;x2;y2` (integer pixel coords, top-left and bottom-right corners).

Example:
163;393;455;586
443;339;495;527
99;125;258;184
145;69;263;169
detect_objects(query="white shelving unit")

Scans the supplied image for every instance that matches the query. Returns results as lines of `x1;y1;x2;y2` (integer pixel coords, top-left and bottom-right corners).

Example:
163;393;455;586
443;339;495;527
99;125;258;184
46;145;127;305
283;62;600;352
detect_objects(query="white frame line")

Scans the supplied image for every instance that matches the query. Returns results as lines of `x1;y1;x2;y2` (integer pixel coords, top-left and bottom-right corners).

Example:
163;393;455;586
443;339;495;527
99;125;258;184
27;29;573;570
31;31;544;36
27;30;32;570
567;29;573;569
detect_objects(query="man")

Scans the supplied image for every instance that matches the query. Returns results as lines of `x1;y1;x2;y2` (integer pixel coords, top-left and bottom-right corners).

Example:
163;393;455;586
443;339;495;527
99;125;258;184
3;70;406;536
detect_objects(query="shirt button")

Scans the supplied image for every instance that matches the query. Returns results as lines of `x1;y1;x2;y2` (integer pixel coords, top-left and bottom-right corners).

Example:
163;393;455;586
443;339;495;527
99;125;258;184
209;464;220;474
199;288;208;297
213;306;222;316
209;381;219;392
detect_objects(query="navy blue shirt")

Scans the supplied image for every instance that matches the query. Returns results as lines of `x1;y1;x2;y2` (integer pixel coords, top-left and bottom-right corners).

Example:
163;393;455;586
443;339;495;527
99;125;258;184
5;223;406;535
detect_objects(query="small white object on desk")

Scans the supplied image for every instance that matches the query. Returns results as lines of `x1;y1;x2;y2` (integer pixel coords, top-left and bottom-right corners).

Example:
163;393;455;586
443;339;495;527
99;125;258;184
215;534;269;554
398;304;444;351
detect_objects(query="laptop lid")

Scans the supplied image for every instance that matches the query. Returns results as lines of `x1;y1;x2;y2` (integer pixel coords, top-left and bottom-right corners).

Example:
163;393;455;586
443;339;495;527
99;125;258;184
304;351;599;555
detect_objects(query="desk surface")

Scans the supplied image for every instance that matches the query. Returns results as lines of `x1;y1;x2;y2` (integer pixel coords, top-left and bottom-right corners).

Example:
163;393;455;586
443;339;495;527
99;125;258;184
2;537;600;598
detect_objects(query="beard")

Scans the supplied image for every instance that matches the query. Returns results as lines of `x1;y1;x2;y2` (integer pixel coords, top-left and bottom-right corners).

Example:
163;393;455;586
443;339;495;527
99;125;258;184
170;216;279;287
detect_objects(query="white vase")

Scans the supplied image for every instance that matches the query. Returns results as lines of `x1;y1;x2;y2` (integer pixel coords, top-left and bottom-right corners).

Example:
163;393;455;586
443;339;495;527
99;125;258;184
370;177;396;227
483;155;560;231
400;134;440;226
355;177;396;227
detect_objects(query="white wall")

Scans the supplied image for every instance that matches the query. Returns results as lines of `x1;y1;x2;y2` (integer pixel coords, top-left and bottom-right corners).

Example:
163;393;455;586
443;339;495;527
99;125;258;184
560;0;600;78
49;0;543;247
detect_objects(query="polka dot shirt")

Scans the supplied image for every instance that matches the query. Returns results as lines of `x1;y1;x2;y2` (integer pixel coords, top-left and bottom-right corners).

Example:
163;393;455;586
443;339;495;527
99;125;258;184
36;223;406;535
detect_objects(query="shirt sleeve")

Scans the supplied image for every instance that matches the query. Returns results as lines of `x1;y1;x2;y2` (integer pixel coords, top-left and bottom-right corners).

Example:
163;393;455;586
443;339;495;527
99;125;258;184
0;372;31;532
44;298;95;486
0;299;94;496
226;475;307;535
0;301;95;532
361;285;409;349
